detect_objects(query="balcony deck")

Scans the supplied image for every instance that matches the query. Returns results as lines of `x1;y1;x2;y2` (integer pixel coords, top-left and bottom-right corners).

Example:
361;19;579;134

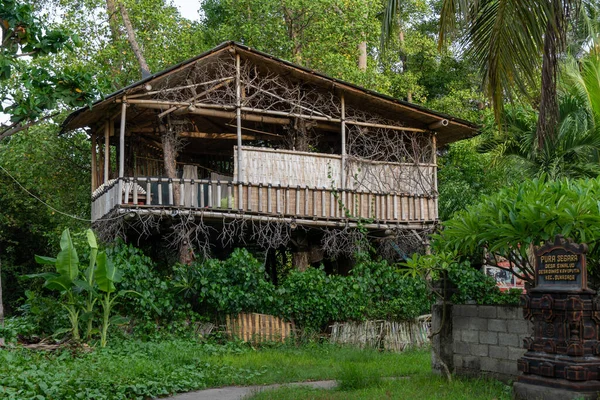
92;177;437;230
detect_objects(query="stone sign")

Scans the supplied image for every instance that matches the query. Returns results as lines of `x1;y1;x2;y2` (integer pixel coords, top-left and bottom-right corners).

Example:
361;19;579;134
515;235;600;400
534;237;588;292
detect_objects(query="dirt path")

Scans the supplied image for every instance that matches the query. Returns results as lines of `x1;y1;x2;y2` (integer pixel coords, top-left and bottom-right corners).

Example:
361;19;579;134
162;380;337;400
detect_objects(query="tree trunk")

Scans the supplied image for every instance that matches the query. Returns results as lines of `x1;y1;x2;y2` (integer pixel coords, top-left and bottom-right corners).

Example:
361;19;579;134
117;1;151;78
292;251;309;272
0;258;4;347
358;41;367;71
105;0;122;41
161;129;179;204
535;1;565;149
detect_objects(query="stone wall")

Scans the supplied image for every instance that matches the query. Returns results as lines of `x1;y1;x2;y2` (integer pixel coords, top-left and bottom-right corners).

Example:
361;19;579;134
432;304;533;382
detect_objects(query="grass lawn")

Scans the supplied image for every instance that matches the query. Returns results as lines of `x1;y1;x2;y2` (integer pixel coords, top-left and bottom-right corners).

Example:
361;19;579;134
0;339;511;399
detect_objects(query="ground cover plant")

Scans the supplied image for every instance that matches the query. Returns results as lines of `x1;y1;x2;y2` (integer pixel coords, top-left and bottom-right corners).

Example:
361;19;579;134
0;340;510;400
248;374;511;400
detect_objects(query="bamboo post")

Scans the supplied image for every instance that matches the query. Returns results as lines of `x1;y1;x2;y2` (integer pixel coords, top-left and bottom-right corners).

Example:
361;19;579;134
285;186;290;215
276;184;281;214
207;180;213;207
267;184;272;213
217;181;222;208
104;120;110;183
91;132;97;192
247;183;252;211
146;178;151;206
180;179;185;206
432;133;438;220
236;52;244;209
227;183;233;209
321;187;326;217
258;184;263;212
340;94;346;190
119;99;127;178
132;178;138;204
157;178;163;205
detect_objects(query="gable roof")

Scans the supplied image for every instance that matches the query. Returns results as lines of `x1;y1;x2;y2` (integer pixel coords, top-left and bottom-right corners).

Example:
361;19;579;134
62;41;479;146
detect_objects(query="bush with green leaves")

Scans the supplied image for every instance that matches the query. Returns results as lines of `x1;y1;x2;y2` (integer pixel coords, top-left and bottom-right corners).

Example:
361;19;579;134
437;176;600;285
350;259;431;320
277;267;356;332
403;251;522;306
173;248;278;319
172;249;430;332
107;242;188;329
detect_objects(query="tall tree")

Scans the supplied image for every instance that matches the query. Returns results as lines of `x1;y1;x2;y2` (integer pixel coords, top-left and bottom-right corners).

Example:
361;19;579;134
0;0;95;141
437;0;580;148
114;0;151;78
383;0;586;147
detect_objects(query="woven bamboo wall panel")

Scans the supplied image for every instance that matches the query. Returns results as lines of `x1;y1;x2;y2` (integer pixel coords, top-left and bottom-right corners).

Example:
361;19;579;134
226;313;295;343
234;146;435;195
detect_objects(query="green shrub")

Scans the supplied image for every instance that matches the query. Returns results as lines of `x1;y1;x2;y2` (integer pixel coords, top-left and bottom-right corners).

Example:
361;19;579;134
351;259;431;320
174;248;278;319
278;267;350;332
107;242;192;334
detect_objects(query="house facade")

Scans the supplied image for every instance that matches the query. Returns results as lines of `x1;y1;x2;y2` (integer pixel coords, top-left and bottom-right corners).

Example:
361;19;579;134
62;42;478;267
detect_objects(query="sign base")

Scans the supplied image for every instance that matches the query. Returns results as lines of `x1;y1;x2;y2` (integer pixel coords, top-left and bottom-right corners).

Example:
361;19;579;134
514;381;599;400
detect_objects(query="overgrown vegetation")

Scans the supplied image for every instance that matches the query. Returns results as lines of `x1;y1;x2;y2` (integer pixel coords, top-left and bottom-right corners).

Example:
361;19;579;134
0;341;510;400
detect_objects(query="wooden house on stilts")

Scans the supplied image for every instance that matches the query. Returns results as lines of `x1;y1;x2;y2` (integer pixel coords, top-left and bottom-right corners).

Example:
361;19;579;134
62;42;478;268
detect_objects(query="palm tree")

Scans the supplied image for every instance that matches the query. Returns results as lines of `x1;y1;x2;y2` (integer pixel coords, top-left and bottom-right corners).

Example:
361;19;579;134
382;0;586;148
478;51;600;179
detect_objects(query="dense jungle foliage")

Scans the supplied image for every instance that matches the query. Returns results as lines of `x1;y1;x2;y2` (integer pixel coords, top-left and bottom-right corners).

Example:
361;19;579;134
1;0;600;347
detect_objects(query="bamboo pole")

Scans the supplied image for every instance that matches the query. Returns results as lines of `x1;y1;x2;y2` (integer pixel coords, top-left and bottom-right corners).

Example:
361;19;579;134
157;78;234;118
236;52;243;209
91;132;97;192
104;120;110;184
128;76;234;99
119;99;127;178
345;120;426;132
122;208;431;230
341;94;346;190
432;133;438;220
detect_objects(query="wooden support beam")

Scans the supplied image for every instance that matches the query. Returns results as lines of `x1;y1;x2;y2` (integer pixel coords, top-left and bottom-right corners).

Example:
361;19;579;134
119;100;127;178
224;123;283;139
178;131;281;141
236;52;243;208
104;120;110;183
131;103;291;125
157;78;234;119
341;94;346;190
91;132;97;191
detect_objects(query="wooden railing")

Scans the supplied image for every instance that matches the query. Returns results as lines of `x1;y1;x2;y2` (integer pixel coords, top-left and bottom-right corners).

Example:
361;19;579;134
91;177;437;225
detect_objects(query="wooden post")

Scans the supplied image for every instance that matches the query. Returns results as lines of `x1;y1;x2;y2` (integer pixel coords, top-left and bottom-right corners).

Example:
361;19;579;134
91;132;97;192
432;133;438;220
119;99;127;178
340;94;346;190
104;120;110;183
236;52;243;209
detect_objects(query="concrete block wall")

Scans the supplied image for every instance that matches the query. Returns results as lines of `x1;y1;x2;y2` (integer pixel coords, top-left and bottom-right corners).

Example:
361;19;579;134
432;304;533;382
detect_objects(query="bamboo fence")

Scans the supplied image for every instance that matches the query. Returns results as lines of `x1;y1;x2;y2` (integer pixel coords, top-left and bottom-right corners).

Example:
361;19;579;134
329;316;431;352
226;312;295;343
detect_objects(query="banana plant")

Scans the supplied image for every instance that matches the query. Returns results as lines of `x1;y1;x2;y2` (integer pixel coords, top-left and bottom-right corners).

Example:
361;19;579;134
95;251;132;347
82;230;99;340
32;228;82;340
